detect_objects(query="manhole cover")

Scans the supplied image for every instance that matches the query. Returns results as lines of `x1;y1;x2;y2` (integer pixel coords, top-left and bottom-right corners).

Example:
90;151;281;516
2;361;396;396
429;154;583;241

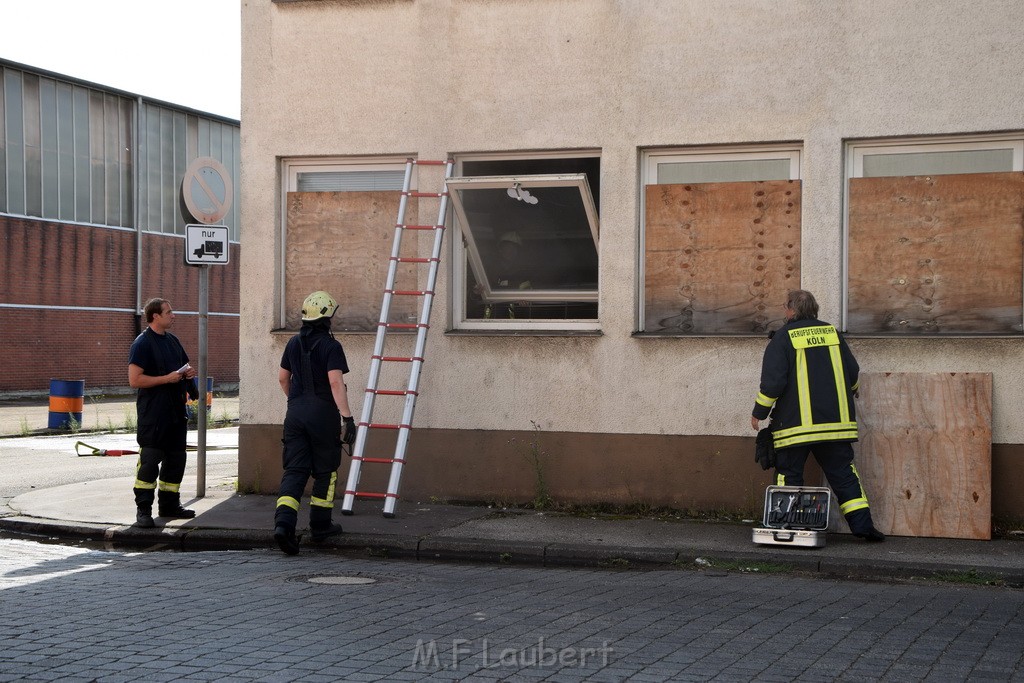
307;576;377;586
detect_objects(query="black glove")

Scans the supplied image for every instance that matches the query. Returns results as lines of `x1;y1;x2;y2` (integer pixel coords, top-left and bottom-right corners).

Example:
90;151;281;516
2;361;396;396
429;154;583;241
341;416;356;446
186;377;200;401
754;427;776;471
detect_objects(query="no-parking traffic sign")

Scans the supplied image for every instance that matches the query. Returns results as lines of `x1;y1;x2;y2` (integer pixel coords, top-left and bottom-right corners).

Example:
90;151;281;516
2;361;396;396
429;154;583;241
185;224;229;266
181;156;233;225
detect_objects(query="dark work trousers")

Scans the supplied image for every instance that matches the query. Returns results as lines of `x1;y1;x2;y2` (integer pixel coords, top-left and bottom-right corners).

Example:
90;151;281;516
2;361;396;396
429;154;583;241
773;441;875;534
133;419;188;512
274;395;342;533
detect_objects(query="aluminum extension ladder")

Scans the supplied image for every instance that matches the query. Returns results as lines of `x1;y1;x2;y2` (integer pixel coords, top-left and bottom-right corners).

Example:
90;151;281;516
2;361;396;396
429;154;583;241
340;158;453;518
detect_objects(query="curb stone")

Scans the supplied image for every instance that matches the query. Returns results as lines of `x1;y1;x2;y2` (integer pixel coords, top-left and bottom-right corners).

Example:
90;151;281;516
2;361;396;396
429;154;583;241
419;537;548;565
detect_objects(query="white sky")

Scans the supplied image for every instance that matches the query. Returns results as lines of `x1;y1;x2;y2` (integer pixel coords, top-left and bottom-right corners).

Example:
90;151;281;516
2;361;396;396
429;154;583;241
0;0;241;120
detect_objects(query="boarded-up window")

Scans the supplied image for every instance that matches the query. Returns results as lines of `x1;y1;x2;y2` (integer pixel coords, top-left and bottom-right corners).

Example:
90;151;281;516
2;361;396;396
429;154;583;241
284;191;419;331
848;172;1024;335
643;180;801;334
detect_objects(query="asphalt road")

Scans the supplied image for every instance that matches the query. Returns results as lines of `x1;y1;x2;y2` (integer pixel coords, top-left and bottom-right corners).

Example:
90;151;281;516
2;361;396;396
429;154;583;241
1;539;1023;682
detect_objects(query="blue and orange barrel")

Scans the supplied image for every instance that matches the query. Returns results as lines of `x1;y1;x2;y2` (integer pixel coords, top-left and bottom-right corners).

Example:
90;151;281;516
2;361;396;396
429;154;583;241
48;379;85;430
205;377;214;407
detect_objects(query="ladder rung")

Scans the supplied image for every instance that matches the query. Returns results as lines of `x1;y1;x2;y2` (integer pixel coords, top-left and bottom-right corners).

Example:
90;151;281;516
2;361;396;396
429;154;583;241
404;191;449;198
412;159;451;166
353;456;407;464
367;389;418;396
397;224;445;231
345;491;399;499
379;322;427;330
391;256;440;263
361;422;412;430
372;355;425;363
386;289;434;296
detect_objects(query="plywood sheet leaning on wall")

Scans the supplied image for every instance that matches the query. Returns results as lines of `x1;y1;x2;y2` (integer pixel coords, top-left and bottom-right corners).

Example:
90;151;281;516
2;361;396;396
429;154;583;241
855;372;992;540
848;172;1024;335
285;191;418;331
644;180;800;334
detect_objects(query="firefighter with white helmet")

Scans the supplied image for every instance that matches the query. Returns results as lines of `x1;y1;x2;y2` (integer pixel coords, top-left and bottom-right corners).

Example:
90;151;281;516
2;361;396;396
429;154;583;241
273;290;356;555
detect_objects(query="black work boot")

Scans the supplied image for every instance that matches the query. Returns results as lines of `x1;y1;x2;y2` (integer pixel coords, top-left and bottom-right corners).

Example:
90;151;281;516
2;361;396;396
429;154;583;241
135;507;155;528
310;523;344;543
854;527;886;542
846;509;885;542
274;525;300;555
158;491;196;519
134;487;156;527
159;507;196;519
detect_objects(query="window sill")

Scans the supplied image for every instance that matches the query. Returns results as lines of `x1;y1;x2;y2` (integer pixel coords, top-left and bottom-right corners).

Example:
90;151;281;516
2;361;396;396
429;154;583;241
445;328;603;338
632;331;771;339
271;328;417;336
843;333;1024;339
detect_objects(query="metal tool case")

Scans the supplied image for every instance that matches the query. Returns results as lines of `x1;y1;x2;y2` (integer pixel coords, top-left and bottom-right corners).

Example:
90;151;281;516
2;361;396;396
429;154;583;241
752;485;831;548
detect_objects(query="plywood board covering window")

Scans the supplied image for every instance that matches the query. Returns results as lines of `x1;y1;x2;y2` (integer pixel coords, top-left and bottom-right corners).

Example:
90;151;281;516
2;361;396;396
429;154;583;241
285;191;418;331
644;180;800;334
855;372;991;540
847;172;1024;335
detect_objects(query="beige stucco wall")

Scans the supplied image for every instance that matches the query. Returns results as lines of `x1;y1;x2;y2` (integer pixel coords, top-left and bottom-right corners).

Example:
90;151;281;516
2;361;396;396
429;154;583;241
240;0;1024;445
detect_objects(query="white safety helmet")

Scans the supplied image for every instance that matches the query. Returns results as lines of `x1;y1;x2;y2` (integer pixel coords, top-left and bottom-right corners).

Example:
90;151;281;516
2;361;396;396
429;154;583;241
301;291;338;321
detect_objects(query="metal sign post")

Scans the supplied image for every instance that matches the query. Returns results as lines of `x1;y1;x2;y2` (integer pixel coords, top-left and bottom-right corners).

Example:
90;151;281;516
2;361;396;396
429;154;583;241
197;265;209;498
185;225;228;498
181;155;233;500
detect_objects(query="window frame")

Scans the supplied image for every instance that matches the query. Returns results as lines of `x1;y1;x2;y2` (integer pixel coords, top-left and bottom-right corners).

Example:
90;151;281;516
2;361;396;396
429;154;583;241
449;151;602;333
278;155;412;330
639;144;803;334
842;134;1024;334
448;173;600;304
283;158;413;192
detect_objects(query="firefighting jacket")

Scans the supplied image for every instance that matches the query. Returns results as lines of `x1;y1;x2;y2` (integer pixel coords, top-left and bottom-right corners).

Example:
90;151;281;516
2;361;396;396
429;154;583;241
752;318;860;450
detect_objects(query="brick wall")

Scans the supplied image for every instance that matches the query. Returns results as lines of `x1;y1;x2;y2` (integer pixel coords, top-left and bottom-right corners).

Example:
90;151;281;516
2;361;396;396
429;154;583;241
1;215;239;396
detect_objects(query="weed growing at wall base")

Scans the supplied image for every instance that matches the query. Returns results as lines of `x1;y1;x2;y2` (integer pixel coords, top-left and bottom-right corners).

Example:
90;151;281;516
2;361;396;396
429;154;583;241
510;420;552;510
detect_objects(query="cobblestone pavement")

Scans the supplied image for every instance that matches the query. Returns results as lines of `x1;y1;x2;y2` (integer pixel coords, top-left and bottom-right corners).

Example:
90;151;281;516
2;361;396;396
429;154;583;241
1;539;1022;683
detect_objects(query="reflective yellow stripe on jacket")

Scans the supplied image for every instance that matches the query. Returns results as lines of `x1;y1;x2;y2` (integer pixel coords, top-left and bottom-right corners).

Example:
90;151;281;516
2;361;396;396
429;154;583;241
774;326;857;448
773;422;859;448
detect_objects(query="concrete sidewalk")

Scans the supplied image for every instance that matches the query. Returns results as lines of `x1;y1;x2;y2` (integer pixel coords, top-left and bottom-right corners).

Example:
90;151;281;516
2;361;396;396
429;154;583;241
2;472;1023;587
1;397;1022;586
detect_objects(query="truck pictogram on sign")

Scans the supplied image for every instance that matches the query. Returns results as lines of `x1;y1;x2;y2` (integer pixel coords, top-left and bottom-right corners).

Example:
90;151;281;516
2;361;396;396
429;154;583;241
193;240;224;260
184;224;229;266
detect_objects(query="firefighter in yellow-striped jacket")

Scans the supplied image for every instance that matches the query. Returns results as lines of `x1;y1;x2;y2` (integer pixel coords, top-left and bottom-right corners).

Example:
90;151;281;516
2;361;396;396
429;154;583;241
751;290;885;542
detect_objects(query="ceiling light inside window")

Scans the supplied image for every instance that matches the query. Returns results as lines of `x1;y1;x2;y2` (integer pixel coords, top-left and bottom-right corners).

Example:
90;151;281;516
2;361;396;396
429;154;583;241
507;184;539;204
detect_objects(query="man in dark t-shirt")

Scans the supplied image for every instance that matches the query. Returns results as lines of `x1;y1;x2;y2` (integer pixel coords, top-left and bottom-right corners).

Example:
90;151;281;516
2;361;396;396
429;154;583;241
128;298;197;528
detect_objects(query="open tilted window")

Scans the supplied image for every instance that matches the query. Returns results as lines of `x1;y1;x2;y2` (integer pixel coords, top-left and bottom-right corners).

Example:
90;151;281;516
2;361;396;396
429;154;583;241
449;154;600;331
